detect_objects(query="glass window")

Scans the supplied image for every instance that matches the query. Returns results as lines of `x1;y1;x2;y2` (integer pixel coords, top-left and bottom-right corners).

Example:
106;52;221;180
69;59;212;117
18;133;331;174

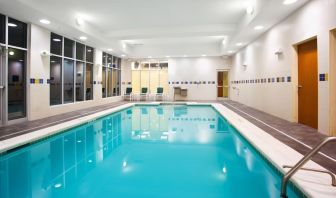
102;52;107;66
7;48;26;120
75;62;84;101
86;63;93;100
107;54;112;67
76;43;85;61
64;59;74;103
64;38;74;58
107;68;113;97
8;18;27;48
50;33;62;55
102;67;107;98
0;14;5;44
118;58;121;69
86;46;93;63
118;70;121;95
112;69;117;96
112;56;117;68
50;56;62;105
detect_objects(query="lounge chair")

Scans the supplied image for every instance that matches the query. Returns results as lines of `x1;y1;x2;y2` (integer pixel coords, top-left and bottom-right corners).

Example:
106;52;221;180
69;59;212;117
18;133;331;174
155;87;164;101
123;87;133;101
140;87;149;101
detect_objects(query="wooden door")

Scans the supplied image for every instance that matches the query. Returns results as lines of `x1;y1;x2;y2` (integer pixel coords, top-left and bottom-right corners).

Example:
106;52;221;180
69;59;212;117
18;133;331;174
217;72;223;97
298;39;318;129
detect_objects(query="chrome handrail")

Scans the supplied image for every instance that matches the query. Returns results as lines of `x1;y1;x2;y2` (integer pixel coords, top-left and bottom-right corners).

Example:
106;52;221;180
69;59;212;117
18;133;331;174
282;165;336;186
280;137;336;198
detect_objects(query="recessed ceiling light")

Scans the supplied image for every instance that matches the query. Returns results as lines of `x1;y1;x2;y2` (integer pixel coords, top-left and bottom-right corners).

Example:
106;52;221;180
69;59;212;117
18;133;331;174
236;43;243;46
228;51;234;54
254;25;264;30
53;38;61;42
107;48;113;52
9;51;14;56
166;56;170;58
283;0;297;5
121;54;126;57
202;54;207;57
79;36;87;41
183;55;187;57
76;17;84;26
39;19;50;24
8;23;17;27
148;56;152;58
246;5;254;15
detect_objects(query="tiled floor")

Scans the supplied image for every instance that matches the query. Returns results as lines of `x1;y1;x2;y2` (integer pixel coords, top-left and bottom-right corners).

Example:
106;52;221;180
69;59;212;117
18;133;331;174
0;101;127;141
221;100;336;174
0;100;335;174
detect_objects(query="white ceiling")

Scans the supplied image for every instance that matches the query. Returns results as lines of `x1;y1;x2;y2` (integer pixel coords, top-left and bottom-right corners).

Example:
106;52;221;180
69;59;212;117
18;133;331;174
0;0;309;58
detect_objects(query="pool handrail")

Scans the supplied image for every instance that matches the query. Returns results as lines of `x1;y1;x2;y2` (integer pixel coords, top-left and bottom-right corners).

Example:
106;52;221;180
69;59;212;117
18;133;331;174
280;136;336;198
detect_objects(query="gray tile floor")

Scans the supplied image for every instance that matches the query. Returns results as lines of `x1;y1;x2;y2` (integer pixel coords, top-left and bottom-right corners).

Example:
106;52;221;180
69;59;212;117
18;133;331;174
0;100;335;174
221;100;336;174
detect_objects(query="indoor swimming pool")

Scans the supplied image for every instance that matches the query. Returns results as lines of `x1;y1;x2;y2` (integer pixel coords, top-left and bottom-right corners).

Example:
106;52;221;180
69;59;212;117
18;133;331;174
0;105;303;198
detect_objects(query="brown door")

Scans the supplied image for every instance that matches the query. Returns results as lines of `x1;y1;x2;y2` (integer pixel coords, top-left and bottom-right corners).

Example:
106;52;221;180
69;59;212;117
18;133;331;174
217;72;223;97
298;39;318;129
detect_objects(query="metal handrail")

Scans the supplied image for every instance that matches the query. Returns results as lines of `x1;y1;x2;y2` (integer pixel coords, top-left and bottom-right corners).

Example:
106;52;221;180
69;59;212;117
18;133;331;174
280;137;336;198
282;165;336;186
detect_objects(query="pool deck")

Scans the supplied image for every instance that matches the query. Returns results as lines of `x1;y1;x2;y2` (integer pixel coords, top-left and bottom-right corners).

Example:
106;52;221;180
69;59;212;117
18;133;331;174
0;100;335;175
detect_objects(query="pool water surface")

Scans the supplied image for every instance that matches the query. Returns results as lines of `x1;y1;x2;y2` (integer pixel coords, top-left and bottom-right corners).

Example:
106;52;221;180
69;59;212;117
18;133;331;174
0;105;302;198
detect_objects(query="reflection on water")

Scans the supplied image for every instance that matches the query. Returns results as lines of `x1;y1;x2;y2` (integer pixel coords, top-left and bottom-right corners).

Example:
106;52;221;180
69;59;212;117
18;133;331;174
0;105;299;198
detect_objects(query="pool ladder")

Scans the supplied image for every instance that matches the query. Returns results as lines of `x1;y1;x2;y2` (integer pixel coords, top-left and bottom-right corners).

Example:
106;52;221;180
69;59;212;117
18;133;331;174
280;136;336;198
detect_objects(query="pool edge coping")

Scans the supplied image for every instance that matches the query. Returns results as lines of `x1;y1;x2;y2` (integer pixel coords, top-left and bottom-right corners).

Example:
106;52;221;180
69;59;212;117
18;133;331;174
0;102;335;198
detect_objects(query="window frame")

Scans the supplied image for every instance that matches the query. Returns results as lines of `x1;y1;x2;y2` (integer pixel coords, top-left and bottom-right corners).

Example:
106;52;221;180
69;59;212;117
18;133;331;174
49;33;95;106
101;52;122;98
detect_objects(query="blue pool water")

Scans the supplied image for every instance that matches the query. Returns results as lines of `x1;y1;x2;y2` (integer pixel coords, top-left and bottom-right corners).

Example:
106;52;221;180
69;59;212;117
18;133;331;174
0;105;302;198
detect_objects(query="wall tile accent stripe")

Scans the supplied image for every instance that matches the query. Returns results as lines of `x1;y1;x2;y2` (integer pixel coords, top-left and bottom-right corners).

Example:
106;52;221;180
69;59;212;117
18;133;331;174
319;73;328;81
231;76;291;84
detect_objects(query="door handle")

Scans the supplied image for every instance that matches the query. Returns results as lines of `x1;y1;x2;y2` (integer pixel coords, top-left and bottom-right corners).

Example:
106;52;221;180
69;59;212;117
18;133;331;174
298;85;303;88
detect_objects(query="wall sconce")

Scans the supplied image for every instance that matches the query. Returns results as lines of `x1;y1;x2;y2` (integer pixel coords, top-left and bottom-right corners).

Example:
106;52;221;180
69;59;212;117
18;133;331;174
275;48;283;56
41;51;51;57
242;62;247;70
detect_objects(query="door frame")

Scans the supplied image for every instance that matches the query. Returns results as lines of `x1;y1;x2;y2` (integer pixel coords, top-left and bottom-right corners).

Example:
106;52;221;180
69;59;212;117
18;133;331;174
216;69;230;100
0;15;28;126
0;45;6;126
292;36;318;128
329;29;336;136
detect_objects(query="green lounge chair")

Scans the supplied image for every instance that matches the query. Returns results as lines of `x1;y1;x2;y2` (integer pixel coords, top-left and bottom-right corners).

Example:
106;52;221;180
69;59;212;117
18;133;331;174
156;87;164;101
123;87;133;101
140;87;149;101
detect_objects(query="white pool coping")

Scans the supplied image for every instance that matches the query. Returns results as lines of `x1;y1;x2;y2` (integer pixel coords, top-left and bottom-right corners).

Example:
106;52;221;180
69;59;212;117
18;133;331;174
0;102;335;198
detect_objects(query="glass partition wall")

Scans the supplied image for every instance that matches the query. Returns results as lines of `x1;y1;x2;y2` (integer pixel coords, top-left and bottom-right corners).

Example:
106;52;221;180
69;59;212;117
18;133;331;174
102;52;121;98
0;13;27;124
50;33;94;105
131;61;168;95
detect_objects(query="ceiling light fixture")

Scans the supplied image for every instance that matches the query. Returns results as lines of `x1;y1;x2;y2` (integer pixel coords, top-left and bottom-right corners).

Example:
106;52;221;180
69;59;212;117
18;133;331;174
39;19;50;24
9;51;14;56
246;5;254;15
236;43;243;46
228;51;234;54
166;56;170;58
148;56;152;58
8;23;17;27
79;36;87;41
283;0;298;5
107;48;113;52
76;17;84;26
254;25;264;30
183;55;187;57
202;54;207;57
121;54;126;57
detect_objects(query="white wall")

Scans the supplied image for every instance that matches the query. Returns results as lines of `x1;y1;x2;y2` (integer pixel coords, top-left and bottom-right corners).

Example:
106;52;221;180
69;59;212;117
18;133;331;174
122;56;230;101
229;0;336;134
28;24;123;120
